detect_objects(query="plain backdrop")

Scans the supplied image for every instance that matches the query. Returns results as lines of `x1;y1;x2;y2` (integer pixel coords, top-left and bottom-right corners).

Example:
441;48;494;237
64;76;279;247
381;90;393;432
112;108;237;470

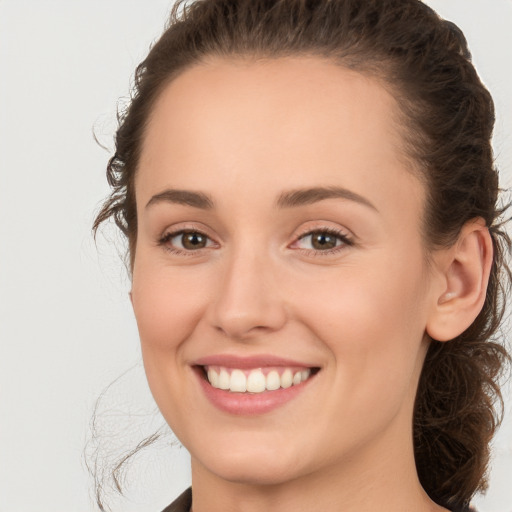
0;1;511;511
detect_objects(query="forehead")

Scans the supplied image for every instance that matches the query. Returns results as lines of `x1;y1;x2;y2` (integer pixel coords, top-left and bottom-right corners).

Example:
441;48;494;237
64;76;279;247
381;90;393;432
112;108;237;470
137;56;422;216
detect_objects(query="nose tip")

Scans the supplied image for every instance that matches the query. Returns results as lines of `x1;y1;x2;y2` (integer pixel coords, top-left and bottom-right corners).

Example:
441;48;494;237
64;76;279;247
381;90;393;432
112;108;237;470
213;308;284;340
208;255;287;340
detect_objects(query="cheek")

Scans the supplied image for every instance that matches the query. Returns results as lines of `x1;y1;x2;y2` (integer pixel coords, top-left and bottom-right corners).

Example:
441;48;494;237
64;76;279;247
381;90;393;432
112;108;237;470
296;264;429;450
293;251;429;387
130;260;209;419
132;260;200;341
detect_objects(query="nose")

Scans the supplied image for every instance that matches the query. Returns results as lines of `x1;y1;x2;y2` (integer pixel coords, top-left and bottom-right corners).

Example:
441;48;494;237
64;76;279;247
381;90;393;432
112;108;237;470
208;248;287;340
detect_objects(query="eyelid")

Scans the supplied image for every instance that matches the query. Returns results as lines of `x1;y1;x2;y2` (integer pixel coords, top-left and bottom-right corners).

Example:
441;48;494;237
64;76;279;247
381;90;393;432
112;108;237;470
157;223;219;255
167;230;216;246
289;225;355;253
156;222;354;256
158;221;216;241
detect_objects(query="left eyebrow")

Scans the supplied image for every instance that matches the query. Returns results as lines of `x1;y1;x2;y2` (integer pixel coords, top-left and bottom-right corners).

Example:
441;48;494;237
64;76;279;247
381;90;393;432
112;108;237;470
276;186;378;212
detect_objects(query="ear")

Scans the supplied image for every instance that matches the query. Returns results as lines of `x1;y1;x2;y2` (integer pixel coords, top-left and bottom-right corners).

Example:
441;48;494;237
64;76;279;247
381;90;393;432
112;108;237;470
426;218;493;342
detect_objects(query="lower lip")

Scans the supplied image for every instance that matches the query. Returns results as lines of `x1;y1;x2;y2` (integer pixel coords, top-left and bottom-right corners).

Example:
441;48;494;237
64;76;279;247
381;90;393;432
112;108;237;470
194;367;316;416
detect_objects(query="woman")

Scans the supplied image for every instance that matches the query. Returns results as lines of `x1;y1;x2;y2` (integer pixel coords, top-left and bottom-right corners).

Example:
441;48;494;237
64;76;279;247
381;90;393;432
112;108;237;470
93;0;511;511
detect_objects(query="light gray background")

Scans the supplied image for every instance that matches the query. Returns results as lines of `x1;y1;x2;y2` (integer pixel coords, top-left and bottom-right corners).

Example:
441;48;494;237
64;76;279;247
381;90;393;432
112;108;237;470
0;1;511;511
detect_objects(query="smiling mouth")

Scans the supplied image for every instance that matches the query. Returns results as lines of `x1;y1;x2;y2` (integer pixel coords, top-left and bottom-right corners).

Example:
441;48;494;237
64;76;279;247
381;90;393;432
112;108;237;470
198;365;320;394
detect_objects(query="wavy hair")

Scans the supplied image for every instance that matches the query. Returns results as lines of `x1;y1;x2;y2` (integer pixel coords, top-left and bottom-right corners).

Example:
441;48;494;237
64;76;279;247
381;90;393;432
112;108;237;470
93;1;511;510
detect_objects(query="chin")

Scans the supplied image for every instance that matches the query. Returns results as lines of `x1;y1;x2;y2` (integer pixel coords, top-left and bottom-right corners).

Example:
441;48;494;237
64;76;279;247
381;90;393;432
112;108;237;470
210;461;303;487
193;441;311;486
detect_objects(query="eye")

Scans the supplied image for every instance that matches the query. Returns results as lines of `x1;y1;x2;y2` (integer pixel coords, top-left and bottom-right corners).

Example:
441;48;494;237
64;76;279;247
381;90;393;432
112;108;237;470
293;229;352;252
159;230;215;252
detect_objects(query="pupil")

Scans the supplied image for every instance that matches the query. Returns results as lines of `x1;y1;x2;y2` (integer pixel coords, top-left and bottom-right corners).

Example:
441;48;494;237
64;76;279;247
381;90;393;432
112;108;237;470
182;232;206;249
312;233;336;250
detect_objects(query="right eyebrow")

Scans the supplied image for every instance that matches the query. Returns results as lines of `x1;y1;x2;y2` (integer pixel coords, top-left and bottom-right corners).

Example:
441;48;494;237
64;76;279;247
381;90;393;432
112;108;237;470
145;189;214;210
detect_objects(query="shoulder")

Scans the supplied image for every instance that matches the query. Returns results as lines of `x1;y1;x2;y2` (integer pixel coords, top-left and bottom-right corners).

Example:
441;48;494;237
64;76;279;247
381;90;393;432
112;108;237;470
161;487;192;512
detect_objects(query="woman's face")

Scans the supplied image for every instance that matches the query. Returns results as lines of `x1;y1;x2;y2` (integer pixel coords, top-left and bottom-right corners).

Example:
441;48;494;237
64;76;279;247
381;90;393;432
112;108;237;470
131;57;439;486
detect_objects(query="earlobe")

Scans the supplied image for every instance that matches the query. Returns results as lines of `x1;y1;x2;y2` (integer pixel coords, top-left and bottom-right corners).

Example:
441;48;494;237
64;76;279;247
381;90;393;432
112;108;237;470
426;219;493;342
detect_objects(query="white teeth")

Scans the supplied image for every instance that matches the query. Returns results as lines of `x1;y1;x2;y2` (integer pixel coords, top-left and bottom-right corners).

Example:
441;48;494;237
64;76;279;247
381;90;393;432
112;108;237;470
207;368;219;388
230;369;247;392
247;369;266;393
219;369;230;390
205;366;314;393
281;369;293;389
266;370;281;391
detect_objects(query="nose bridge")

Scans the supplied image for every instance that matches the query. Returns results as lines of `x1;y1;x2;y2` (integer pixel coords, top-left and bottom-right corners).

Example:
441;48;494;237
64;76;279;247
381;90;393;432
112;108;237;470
209;241;286;339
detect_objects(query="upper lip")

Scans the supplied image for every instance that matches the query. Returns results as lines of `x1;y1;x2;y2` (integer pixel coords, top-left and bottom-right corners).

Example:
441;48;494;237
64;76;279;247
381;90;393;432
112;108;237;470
192;354;318;369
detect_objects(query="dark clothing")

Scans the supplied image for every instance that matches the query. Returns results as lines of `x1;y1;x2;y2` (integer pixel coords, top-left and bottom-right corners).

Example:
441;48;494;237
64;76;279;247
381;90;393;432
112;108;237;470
160;487;478;512
161;487;192;512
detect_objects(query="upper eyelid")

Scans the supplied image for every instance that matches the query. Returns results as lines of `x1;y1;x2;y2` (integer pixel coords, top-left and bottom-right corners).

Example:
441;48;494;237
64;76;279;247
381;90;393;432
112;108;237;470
294;225;354;241
157;223;355;247
290;225;356;251
157;225;218;253
161;228;217;244
158;229;218;256
160;222;216;239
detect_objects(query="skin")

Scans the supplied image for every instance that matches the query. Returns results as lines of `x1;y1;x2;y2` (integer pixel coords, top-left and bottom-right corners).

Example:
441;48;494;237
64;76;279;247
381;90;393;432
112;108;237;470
130;56;490;512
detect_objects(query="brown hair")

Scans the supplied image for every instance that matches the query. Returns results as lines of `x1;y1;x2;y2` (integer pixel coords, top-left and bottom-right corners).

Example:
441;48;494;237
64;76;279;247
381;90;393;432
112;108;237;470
93;0;511;510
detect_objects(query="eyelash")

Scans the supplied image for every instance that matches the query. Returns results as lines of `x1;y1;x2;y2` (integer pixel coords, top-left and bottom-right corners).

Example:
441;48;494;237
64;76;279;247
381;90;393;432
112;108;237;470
158;229;216;256
293;227;354;256
157;227;354;256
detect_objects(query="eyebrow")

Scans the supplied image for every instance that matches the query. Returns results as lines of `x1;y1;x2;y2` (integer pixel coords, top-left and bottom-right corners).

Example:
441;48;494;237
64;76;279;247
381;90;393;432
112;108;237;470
145;186;377;212
146;189;214;209
276;186;378;211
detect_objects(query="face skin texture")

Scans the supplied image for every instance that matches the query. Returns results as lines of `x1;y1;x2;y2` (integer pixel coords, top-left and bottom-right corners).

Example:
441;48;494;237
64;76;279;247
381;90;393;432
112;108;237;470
130;57;489;512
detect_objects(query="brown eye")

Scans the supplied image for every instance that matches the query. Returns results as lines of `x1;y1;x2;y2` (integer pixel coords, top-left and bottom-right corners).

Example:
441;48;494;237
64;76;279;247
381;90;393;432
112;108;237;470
180;232;208;250
161;230;214;252
293;229;351;253
310;232;338;250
